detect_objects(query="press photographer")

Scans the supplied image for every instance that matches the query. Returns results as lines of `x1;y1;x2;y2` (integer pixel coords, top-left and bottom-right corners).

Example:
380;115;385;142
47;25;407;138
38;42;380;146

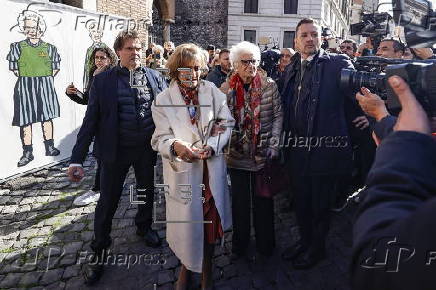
376;38;405;59
351;12;392;55
340;57;436;117
351;75;436;290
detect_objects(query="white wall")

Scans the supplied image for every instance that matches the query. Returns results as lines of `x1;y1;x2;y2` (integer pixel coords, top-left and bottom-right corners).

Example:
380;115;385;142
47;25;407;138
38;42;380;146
82;0;97;11
228;0;349;48
0;0;126;180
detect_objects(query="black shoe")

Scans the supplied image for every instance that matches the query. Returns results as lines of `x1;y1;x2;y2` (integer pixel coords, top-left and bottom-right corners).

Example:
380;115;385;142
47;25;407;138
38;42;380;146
137;228;161;248
292;249;325;270
281;242;305;261
17;150;34;167
44;139;60;156
82;251;106;285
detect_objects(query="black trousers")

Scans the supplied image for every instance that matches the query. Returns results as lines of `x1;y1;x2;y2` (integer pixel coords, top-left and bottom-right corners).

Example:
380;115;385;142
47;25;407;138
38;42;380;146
291;175;339;253
229;168;275;256
91;159;101;192
91;146;157;251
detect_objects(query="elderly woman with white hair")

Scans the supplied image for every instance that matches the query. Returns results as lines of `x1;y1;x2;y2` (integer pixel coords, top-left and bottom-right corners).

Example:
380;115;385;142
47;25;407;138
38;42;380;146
221;41;283;259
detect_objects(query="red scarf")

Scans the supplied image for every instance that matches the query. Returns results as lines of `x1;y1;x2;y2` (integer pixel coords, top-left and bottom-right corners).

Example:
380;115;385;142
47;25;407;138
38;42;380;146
178;83;200;124
228;73;262;157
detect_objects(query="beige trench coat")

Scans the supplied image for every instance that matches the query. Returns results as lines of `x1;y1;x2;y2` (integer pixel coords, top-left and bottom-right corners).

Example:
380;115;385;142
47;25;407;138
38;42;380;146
151;80;234;272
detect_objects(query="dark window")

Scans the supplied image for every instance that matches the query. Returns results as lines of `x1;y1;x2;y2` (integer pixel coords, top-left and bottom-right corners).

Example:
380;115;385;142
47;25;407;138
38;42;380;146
244;0;259;13
283;31;295;48
284;0;298;14
244;30;257;44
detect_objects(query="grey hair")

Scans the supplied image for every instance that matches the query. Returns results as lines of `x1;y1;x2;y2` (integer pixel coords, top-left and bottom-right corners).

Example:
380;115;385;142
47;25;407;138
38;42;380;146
18;10;46;35
229;41;261;65
152;45;164;54
281;48;296;55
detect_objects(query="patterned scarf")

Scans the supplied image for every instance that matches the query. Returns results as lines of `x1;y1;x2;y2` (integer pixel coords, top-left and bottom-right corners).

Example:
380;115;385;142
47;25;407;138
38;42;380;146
178;82;200;124
228;72;262;157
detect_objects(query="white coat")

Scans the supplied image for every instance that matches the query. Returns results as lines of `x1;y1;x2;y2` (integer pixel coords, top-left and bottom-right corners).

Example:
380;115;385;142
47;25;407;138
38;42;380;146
151;80;234;273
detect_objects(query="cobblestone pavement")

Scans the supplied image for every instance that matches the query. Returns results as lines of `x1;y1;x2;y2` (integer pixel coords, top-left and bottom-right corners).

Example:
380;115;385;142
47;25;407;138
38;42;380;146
0;155;356;290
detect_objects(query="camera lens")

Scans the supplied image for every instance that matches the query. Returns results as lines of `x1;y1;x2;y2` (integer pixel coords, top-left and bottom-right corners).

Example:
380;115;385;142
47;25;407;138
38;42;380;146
340;69;386;99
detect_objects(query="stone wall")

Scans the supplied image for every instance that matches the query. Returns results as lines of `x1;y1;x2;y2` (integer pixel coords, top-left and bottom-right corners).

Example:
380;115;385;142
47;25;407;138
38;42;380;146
150;0;229;49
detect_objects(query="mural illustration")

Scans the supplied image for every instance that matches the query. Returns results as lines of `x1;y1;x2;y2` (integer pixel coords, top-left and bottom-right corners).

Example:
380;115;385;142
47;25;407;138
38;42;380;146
6;9;61;167
83;25;109;90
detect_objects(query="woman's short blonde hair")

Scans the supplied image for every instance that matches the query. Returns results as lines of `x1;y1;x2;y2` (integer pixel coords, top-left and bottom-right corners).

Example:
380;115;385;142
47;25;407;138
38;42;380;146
165;43;207;80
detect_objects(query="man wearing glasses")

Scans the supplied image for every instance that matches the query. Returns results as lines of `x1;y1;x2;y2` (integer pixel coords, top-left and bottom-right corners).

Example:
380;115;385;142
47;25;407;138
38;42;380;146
272;48;295;83
67;30;167;285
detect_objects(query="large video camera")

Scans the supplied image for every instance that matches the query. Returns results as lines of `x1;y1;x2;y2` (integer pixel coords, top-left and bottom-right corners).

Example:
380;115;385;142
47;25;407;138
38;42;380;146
392;0;436;47
340;56;436;117
350;12;393;51
260;49;281;77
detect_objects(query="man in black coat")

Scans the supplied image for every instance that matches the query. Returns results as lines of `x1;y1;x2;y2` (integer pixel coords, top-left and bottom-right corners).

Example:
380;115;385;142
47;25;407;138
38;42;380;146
67;30;167;285
351;75;436;290
280;18;363;269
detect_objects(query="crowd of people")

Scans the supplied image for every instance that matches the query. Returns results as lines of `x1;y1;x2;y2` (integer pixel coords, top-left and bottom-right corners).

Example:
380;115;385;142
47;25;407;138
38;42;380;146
65;18;436;290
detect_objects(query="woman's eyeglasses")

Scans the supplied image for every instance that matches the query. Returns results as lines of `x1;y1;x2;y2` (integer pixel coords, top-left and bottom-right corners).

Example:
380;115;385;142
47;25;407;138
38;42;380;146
95;56;108;60
178;66;201;73
240;59;259;66
280;54;291;58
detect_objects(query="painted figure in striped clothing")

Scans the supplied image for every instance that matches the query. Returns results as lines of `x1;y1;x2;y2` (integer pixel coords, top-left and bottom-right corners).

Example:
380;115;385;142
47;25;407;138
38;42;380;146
7;9;61;167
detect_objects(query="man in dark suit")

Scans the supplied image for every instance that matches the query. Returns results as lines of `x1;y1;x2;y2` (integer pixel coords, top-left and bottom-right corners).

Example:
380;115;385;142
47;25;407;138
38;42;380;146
67;30;167;284
279;18;363;269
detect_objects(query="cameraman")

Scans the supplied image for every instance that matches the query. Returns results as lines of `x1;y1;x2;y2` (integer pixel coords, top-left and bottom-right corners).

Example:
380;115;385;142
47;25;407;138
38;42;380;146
340;39;358;61
351;76;436;290
376;38;405;59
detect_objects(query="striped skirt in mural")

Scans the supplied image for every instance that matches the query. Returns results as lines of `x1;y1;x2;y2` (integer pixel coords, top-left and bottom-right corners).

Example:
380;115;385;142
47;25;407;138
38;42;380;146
12;76;60;127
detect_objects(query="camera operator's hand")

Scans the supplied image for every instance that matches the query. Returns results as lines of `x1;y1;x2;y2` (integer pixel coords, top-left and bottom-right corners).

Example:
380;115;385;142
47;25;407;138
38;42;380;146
352;116;369;130
411;48;434;60
356;87;389;121
357;43;372;56
389;76;431;135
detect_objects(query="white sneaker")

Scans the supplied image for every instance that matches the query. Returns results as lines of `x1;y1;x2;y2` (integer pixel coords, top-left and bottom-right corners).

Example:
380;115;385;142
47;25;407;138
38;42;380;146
73;190;100;206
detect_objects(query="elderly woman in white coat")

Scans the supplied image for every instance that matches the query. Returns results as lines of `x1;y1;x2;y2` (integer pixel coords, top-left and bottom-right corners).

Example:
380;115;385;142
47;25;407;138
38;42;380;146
151;43;234;290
